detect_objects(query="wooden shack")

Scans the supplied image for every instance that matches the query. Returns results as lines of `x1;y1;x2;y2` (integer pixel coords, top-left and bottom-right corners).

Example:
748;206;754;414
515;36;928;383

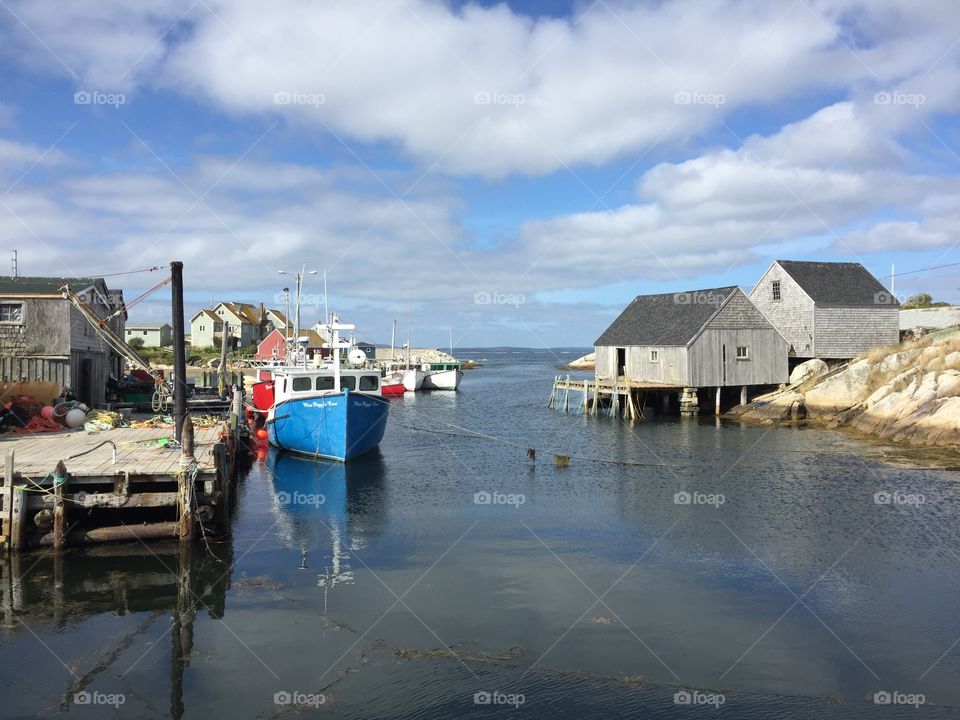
0;276;126;406
748;260;899;360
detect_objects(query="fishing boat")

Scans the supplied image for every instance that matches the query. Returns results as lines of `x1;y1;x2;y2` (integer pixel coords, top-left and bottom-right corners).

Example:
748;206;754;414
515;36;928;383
420;361;463;390
381;372;406;396
402;367;424;391
266;317;390;461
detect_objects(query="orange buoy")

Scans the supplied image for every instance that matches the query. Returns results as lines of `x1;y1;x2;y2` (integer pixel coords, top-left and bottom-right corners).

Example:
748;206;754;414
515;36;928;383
255;428;268;441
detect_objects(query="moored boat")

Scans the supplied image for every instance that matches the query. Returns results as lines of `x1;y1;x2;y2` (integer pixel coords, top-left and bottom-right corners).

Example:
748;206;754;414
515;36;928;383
420;362;463;390
266;318;390;461
403;368;424;391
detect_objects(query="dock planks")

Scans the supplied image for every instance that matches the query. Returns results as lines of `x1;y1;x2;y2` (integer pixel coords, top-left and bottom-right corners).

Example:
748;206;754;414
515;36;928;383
0;426;222;479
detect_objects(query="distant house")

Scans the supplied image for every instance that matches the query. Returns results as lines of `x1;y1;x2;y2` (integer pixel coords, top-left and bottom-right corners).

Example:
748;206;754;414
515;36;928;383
189;302;283;349
125;322;172;348
0;276;126;406
749;260;899;360
255;328;329;361
594;286;788;390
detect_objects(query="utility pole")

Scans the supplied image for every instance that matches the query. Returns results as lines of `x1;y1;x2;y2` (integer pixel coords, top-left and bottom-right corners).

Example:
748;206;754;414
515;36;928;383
10;250;17;280
171;261;188;443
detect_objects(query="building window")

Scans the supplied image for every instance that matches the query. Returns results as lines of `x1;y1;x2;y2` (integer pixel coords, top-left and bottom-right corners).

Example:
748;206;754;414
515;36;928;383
649;349;660;362
199;325;205;331
0;302;23;324
143;330;148;336
771;280;781;301
736;346;750;360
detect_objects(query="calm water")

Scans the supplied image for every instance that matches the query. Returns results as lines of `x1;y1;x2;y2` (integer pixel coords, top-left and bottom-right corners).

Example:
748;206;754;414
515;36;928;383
3;349;960;719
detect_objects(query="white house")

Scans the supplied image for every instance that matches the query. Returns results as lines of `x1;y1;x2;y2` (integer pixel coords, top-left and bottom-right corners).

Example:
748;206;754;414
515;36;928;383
125;322;172;347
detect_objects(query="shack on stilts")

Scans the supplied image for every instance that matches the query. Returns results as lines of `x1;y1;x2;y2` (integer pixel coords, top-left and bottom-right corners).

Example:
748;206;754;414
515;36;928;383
552;286;789;419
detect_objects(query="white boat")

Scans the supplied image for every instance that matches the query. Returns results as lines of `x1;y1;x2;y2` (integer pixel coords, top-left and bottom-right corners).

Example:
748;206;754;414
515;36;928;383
403;368;424;391
420;362;463;390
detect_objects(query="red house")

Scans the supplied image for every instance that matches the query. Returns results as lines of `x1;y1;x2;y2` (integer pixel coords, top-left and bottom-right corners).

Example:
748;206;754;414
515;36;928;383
255;328;328;361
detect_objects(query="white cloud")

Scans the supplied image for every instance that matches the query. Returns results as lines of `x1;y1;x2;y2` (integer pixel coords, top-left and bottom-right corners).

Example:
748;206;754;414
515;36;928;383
2;0;959;177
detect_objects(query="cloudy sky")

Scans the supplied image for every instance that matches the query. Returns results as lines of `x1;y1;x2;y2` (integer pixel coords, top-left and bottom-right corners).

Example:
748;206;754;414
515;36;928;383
1;0;958;347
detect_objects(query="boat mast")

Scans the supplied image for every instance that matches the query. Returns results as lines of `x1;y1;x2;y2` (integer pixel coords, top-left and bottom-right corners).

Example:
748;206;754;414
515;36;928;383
390;319;396;362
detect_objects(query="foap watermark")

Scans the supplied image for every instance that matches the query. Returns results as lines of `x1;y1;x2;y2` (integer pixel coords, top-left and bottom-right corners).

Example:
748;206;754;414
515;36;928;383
274;91;325;108
474;90;526;108
674;490;725;508
274;691;326;708
277;491;326;508
874;490;925;507
274;290;325;309
873;690;925;708
74;90;126;108
874;91;925;108
473;690;525;708
673;291;726;307
474;490;525;508
674;90;725;108
75;691;126;708
474;291;525;307
674;689;725;708
873;290;908;306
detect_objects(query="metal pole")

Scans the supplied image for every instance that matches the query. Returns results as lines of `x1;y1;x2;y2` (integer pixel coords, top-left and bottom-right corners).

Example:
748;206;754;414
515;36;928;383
171;261;188;443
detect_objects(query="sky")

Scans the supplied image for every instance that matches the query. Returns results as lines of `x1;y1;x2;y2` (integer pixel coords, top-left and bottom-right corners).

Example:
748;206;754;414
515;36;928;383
1;0;958;348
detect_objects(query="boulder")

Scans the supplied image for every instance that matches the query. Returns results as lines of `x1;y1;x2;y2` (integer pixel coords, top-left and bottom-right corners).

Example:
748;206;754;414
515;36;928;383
789;358;829;385
804;359;871;414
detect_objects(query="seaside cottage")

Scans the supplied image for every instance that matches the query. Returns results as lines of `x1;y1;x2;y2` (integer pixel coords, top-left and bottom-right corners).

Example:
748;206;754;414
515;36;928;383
190;302;286;349
594;286;788;412
0;276;126;406
124;322;172;348
748;260;900;360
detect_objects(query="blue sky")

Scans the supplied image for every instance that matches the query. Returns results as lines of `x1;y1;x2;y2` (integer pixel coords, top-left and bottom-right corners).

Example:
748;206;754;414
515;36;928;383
1;0;958;347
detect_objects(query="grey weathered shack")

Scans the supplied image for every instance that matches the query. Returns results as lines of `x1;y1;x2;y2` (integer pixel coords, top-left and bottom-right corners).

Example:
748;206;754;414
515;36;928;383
748;260;899;360
0;276;126;405
594;286;789;389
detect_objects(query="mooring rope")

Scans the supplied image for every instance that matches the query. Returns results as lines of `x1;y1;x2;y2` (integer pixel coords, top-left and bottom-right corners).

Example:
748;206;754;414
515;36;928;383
394;421;666;467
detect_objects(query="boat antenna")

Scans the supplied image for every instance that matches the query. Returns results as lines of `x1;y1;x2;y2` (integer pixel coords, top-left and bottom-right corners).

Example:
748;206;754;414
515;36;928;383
323;268;329;326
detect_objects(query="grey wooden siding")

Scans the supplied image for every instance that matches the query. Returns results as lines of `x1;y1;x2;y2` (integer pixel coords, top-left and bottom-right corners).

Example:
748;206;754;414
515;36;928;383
595;344;689;385
0;356;70;387
689;328;788;386
748;263;815;356
814;306;900;358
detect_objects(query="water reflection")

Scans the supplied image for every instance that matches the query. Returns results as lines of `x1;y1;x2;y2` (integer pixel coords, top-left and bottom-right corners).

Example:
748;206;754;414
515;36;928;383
265;450;387;609
1;542;232;719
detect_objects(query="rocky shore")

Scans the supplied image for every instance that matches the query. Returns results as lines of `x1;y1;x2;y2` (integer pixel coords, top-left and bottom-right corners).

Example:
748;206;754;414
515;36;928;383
561;352;595;370
727;329;960;448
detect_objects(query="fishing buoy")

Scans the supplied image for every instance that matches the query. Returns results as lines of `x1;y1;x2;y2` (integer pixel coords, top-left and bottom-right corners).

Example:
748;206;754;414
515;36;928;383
256;448;267;460
40;405;55;420
64;408;87;429
255;428;268;441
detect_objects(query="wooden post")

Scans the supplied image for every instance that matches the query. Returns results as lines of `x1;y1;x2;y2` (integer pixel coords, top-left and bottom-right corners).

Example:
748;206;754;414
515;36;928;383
178;461;195;543
52;460;67;550
662;392;670;414
715;386;721;416
180;415;196;465
7;453;26;552
171;261;188;444
741;385;748;406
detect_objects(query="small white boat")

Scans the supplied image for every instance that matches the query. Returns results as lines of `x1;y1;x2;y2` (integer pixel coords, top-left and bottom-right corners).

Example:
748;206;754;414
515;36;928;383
403;368;424;391
421;362;463;390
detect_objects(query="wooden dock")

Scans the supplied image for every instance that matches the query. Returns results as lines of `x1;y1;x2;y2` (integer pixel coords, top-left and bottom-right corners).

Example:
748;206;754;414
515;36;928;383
549;375;754;419
0;421;241;552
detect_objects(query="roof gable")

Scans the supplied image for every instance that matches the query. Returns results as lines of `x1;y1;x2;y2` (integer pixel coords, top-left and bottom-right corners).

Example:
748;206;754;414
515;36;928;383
774;260;895;306
595;286;739;347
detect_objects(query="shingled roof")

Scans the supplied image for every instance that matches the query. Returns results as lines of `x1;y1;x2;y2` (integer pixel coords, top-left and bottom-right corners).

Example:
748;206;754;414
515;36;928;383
595;286;739;346
775;261;895;306
0;276;105;295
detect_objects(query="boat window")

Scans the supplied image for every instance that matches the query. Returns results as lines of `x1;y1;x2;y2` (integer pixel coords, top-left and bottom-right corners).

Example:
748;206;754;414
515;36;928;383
341;376;356;391
359;375;379;391
292;377;312;392
315;376;334;390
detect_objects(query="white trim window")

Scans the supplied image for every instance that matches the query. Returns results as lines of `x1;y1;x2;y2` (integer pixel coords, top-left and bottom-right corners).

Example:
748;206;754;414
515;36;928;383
649;348;660;362
771;280;781;301
736;346;750;360
0;301;24;324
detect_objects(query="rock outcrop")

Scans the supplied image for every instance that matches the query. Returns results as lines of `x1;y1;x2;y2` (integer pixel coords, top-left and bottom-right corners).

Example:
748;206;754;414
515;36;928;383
727;330;960;448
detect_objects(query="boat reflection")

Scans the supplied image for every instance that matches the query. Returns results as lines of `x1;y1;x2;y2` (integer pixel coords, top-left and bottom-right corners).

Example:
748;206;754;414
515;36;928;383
265;449;387;609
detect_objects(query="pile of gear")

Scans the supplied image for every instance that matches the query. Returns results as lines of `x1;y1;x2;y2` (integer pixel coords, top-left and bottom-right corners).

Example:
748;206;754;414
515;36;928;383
0;395;128;435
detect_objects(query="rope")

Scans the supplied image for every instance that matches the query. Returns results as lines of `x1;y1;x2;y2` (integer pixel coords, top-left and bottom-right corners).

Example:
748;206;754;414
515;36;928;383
394;422;667;467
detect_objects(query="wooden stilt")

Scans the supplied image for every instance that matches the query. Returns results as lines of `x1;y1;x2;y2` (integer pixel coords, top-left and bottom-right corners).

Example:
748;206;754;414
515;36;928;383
178;466;195;543
715;386;721;416
52;460;67;550
741;385;748;406
7;453;25;552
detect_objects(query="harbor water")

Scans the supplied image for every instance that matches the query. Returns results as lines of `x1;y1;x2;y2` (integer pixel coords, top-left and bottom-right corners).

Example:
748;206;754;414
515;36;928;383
2;348;960;718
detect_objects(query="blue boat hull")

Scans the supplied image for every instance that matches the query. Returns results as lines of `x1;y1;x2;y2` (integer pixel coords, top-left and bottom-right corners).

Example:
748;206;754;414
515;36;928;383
268;391;389;461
